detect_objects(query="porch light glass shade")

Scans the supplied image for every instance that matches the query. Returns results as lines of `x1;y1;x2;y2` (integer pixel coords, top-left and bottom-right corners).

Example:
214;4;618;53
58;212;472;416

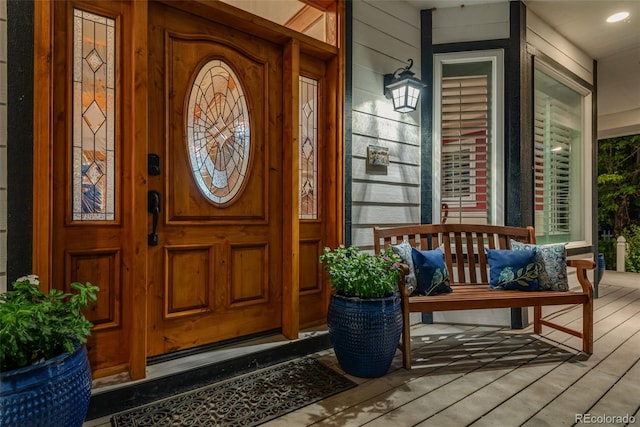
385;75;425;113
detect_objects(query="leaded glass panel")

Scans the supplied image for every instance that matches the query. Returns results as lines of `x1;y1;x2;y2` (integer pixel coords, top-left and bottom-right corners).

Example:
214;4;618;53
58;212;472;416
186;60;251;205
299;76;318;219
72;9;116;221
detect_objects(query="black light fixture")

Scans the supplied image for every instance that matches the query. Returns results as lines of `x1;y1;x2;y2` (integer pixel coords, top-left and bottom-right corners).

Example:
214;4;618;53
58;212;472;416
384;59;426;113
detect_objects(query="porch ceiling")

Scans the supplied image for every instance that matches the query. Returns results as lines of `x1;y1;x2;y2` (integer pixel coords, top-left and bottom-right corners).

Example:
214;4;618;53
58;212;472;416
225;0;639;139
408;0;640;139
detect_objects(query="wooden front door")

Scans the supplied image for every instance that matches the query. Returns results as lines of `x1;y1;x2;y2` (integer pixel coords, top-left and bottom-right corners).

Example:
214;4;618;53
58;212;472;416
42;0;341;378
146;3;283;356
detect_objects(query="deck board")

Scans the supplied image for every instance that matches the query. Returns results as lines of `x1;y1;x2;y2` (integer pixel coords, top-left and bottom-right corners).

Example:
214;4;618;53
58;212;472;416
84;274;640;427
584;359;640;423
528;327;640;426
270;282;640;427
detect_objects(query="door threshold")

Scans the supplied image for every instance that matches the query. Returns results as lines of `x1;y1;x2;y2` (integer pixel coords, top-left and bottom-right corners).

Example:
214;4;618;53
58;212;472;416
145;328;282;366
85;326;331;421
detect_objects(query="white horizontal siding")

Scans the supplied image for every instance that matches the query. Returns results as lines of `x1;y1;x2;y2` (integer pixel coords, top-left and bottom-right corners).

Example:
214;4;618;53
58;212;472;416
353;181;420;204
526;8;594;85
352;158;420;185
432;2;510;45
352;110;420;144
352;134;419;165
356;0;421;30
351;0;422;249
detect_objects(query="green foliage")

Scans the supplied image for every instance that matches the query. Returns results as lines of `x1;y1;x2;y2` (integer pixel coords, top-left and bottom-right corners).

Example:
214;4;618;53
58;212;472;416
598;134;640;234
319;246;402;299
0;275;99;371
622;224;640;273
598;237;617;271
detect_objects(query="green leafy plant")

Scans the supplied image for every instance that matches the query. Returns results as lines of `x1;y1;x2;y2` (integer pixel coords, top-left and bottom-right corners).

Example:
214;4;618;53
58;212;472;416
0;275;99;371
598;134;640;234
598;237;617;271
622;224;640;273
319;246;402;299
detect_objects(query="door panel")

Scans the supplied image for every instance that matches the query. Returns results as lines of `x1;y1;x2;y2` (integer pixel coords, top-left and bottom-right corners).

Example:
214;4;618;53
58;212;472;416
166;36;268;222
52;0;132;378
147;3;283;356
298;54;329;327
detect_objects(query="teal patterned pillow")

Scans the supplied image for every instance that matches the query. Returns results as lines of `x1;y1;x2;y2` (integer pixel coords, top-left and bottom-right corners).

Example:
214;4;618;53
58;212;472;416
511;241;568;291
390;240;416;294
486;248;540;291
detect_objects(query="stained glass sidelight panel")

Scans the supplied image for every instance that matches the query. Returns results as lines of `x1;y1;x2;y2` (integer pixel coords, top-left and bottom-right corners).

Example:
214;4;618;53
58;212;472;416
186;60;251;205
72;9;116;221
299;76;318;219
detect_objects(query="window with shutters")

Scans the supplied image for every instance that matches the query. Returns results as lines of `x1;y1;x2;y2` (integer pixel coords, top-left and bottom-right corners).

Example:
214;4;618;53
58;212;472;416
533;62;591;245
434;51;504;225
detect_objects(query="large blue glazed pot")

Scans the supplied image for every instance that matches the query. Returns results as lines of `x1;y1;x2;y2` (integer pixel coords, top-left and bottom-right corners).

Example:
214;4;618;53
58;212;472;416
327;293;403;378
0;345;92;427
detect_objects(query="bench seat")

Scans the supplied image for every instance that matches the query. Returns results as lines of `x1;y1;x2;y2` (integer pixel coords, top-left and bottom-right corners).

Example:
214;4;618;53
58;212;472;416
373;224;595;369
405;284;589;311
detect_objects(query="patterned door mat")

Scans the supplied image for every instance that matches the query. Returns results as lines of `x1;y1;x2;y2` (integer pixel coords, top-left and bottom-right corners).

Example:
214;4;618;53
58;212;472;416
111;357;356;426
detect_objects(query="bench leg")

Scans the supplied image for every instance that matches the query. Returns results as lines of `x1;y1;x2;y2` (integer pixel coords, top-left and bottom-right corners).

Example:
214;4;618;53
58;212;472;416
583;298;593;354
400;305;412;369
533;306;542;334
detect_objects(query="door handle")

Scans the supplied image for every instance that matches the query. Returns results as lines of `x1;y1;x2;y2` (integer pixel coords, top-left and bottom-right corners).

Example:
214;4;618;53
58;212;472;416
148;190;161;246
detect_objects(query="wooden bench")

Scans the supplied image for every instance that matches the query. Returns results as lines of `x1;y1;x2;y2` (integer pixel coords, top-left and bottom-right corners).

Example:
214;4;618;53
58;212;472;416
373;224;595;369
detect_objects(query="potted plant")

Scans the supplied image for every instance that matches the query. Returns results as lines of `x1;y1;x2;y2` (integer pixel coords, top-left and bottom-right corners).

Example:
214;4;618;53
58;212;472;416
0;275;99;427
320;245;403;377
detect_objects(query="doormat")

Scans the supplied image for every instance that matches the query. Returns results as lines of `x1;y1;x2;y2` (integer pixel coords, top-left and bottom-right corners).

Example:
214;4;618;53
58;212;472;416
110;358;356;426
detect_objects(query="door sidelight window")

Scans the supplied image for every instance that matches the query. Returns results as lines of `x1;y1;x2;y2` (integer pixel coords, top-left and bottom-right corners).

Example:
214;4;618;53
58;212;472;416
72;9;116;221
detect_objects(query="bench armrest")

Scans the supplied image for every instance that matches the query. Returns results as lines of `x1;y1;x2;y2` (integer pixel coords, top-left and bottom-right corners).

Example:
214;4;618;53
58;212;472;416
566;259;596;296
397;263;411;300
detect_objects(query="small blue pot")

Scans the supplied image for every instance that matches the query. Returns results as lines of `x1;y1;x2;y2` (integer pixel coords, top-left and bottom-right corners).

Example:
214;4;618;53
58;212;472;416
327;293;402;378
597;253;605;282
0;345;92;427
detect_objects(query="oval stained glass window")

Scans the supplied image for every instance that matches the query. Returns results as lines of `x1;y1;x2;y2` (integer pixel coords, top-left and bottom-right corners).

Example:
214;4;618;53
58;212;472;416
186;60;251;205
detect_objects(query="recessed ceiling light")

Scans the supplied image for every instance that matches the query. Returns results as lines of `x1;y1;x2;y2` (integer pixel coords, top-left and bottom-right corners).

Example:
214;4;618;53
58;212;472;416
606;11;630;23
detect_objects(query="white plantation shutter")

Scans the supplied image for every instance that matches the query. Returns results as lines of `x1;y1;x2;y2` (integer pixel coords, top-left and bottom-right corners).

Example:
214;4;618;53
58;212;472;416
440;74;490;223
534;90;575;237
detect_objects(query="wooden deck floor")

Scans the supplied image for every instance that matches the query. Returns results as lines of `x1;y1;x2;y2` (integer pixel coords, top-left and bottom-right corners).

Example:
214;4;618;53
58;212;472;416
267;279;640;426
85;273;640;426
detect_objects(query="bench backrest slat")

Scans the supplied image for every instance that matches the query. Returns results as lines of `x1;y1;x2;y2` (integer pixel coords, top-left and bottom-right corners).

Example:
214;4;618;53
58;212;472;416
477;233;488;283
465;232;477;283
373;224;536;285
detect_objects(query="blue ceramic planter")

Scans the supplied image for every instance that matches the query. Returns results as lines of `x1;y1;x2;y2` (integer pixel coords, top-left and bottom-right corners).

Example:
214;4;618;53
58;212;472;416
0;345;92;427
327;293;402;378
597;253;605;282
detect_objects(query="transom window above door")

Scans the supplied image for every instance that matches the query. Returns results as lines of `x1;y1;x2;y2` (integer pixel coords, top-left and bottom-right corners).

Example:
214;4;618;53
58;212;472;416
220;0;337;46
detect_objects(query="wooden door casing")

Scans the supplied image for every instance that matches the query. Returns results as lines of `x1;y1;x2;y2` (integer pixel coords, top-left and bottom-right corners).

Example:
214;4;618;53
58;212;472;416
146;3;283;356
298;53;329;327
51;0;134;378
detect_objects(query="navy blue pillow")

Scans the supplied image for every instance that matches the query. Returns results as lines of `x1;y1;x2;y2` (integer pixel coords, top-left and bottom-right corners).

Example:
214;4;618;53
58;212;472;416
486;248;540;291
411;247;453;296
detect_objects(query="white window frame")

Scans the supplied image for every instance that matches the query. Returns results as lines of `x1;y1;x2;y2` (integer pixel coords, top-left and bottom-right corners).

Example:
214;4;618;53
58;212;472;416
433;50;504;225
534;59;593;249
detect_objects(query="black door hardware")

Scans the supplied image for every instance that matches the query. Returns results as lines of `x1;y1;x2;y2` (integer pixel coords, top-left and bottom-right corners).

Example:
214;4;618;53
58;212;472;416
148;190;161;246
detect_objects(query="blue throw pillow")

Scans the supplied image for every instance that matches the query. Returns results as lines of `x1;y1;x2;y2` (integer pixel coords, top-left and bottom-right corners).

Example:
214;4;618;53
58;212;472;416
411;247;452;296
486;248;540;291
511;241;568;291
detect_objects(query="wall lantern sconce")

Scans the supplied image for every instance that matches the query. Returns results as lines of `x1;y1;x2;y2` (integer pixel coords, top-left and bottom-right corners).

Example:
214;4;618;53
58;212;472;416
383;59;426;113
